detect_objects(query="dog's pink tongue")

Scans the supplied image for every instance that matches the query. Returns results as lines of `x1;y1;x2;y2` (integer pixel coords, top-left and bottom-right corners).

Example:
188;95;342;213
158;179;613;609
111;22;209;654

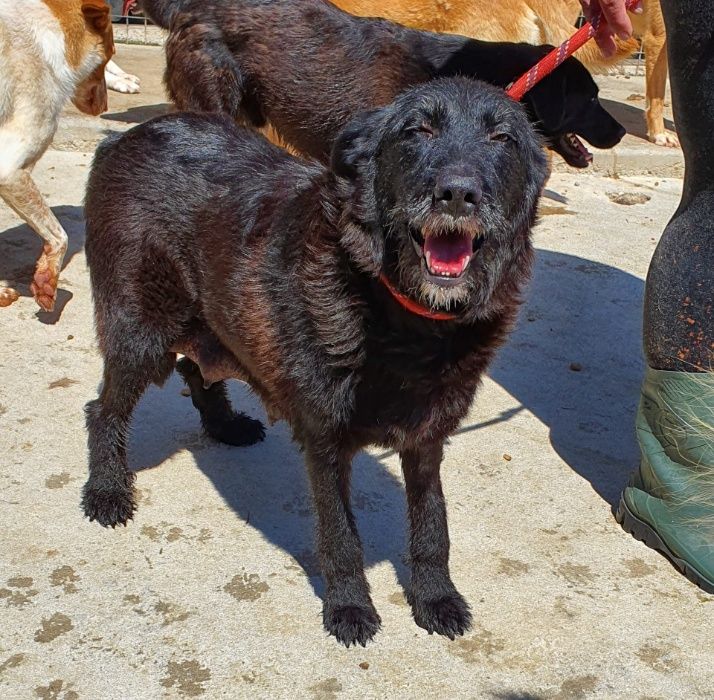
424;233;472;276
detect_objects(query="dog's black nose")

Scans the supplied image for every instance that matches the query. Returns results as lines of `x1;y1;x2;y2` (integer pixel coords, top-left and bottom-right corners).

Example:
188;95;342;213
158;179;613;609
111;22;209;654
433;176;482;217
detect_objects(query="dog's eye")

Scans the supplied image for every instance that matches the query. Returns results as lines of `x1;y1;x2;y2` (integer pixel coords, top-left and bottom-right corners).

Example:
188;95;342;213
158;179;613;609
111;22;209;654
490;132;514;143
413;124;434;138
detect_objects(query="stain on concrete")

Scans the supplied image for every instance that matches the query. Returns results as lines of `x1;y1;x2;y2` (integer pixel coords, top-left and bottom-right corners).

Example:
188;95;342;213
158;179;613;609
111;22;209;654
135;488;152;505
155;600;192;626
607;191;651;206
160;660;211;697
352;490;384;512
34;679;79;700
388;591;408;607
552;675;599;699
0;403;6;417
636;643;682;673
140;522;193;543
1;577;39;607
450;627;506;663
622;558;656;579
224;572;269;602
0;653;25;675
48;377;79;390
34;613;73;643
50;566;80;594
8;576;33;587
166;526;183;543
557;562;596;586
140;525;161;542
123;594;141;605
498;557;530;577
197;528;212;543
45;473;71;490
241;670;258;684
282;495;312;518
553;596;579;619
309;678;342;700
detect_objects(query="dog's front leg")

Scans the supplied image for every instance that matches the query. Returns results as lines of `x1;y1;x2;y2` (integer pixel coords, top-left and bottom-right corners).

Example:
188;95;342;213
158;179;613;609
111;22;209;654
305;440;381;646
0;169;68;311
401;442;472;639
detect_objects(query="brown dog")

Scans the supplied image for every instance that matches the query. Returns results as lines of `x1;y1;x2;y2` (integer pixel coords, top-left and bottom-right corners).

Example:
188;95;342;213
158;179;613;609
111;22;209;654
0;0;114;311
335;0;675;146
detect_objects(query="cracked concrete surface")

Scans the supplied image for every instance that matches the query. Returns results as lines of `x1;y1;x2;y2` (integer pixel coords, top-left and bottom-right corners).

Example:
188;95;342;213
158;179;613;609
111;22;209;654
1;45;711;699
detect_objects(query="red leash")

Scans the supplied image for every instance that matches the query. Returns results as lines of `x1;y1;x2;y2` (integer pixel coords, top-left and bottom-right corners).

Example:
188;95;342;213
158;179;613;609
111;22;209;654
506;0;640;101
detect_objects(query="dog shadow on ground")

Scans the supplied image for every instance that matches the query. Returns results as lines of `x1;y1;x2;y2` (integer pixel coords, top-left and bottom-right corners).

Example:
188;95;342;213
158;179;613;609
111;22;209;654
101;103;172;124
489;248;645;507
601;98;677;143
124;249;645;589
0;205;85;323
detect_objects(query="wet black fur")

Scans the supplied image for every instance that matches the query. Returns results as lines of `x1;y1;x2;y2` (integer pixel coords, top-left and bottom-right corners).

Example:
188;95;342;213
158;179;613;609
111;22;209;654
82;79;548;646
140;0;625;166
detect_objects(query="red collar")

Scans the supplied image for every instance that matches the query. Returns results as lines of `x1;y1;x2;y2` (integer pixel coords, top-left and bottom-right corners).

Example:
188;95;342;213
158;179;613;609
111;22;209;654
378;273;457;321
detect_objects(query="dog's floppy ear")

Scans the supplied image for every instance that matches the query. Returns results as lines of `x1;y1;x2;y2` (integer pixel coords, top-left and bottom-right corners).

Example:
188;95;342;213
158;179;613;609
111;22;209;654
331;108;387;180
82;0;112;34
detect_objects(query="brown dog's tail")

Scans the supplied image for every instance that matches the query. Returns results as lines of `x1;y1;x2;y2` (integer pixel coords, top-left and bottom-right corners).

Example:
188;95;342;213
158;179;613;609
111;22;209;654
573;35;640;73
138;0;190;28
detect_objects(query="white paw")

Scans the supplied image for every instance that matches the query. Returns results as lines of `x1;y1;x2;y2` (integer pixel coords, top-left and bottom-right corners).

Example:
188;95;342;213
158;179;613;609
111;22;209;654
652;131;680;148
106;73;141;94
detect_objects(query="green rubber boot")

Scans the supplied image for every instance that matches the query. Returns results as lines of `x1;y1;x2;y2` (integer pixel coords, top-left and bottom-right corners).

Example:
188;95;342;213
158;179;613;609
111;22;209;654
617;367;714;593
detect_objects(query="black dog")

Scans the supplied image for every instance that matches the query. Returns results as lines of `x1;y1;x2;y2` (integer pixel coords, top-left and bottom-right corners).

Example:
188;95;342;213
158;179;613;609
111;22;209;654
82;78;548;646
140;0;624;167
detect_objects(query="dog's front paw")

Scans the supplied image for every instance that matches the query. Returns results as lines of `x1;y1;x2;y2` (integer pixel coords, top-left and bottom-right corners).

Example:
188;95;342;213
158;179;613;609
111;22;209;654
109;75;141;94
82;480;136;527
322;603;381;647
410;591;472;639
652;131;680;148
31;250;59;312
0;287;20;307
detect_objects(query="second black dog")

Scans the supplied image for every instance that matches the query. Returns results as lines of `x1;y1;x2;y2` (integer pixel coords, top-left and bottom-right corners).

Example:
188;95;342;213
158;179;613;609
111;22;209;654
141;0;625;168
82;79;548;646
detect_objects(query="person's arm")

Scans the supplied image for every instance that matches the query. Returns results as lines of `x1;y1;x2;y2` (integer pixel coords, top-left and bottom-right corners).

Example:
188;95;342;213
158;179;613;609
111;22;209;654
580;0;643;56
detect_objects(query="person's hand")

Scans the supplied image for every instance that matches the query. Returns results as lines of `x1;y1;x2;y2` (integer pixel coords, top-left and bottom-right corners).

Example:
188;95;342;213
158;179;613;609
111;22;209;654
580;0;643;57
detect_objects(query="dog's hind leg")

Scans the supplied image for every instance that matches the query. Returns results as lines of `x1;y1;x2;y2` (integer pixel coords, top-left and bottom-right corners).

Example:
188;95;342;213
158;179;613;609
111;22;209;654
401;443;472;639
0;169;68;312
305;440;381;647
83;351;175;527
176;356;265;446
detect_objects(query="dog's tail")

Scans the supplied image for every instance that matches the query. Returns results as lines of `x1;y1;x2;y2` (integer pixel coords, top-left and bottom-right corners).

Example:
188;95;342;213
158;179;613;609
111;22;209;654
138;0;191;28
573;35;640;73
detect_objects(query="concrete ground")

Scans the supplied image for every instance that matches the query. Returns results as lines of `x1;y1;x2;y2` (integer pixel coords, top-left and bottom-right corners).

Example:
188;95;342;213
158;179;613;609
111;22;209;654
1;45;711;700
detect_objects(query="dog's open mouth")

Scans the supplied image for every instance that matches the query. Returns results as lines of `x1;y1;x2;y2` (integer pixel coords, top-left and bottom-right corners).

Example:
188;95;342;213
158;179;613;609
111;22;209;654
410;222;484;287
556;133;593;169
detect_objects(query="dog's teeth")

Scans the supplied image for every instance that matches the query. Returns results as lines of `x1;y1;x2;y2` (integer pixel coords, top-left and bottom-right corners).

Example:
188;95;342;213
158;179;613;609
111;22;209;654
425;251;432;272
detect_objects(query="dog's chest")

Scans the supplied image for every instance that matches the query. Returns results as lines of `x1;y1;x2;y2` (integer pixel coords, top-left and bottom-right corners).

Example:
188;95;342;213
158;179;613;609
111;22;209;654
351;330;485;445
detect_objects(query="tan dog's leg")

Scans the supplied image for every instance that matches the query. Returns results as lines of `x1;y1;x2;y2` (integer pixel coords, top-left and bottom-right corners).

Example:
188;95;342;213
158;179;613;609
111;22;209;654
0;170;68;311
643;12;679;147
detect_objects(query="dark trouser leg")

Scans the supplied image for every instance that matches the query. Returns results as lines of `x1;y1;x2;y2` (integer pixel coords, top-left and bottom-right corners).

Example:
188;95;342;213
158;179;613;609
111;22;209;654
618;0;714;593
401;443;471;638
305;441;380;646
